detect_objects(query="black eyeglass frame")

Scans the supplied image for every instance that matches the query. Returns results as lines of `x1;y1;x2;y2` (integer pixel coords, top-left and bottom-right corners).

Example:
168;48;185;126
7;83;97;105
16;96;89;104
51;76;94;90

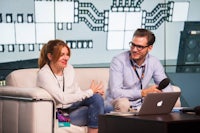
129;42;149;51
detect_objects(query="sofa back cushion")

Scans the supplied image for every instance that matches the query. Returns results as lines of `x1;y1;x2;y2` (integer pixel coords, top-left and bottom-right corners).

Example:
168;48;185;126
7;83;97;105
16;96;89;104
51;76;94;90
5;67;110;90
74;68;109;91
6;68;39;88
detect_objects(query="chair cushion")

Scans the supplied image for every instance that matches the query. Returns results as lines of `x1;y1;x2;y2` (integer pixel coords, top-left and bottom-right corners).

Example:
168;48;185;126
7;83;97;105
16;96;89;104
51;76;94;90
6;68;39;88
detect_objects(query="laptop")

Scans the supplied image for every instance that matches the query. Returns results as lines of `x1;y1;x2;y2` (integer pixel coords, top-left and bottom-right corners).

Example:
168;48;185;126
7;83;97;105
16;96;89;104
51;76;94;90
108;91;181;116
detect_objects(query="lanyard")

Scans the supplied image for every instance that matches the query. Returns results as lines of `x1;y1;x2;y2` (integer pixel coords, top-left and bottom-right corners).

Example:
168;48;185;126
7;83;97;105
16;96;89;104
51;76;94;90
133;65;145;90
130;60;145;90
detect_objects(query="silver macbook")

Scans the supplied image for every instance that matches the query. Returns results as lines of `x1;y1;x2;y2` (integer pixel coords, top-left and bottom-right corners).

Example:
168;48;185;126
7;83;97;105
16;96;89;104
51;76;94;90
133;91;181;115
108;92;181;116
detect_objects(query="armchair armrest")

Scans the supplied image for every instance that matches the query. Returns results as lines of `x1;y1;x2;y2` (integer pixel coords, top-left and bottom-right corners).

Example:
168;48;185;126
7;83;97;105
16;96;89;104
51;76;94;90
0;86;53;100
172;85;181;107
0;86;57;133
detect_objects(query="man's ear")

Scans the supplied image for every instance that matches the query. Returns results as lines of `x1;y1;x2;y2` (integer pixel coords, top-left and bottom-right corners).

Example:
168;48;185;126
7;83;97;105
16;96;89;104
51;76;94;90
47;53;52;61
148;45;153;52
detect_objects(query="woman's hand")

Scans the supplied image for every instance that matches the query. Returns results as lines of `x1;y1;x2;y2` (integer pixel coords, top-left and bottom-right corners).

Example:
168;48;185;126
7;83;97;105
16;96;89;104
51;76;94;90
141;85;161;97
90;80;104;95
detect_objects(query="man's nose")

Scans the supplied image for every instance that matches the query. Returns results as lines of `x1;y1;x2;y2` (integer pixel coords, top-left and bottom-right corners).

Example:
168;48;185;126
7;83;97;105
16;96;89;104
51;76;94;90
131;46;138;51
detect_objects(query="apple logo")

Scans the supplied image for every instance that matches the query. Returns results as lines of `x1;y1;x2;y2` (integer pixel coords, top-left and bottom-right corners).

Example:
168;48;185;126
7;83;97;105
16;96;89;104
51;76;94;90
157;100;163;107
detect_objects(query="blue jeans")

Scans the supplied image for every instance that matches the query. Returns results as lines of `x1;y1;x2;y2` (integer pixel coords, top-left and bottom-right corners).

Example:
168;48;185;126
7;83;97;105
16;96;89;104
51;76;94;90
104;100;114;113
68;94;104;128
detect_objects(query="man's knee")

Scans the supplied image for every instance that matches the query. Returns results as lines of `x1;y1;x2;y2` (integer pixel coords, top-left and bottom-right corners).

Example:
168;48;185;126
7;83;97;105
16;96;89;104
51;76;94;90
112;98;130;112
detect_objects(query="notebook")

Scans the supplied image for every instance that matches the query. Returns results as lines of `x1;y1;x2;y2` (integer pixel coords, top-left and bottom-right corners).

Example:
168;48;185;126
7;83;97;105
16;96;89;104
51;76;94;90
108;91;181;116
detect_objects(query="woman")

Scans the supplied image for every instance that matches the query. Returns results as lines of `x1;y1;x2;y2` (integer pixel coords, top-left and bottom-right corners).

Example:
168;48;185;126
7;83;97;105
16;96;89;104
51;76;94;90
37;39;104;133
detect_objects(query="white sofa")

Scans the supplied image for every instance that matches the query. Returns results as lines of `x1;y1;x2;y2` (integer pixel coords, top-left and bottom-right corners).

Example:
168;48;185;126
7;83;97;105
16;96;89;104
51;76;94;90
0;68;181;133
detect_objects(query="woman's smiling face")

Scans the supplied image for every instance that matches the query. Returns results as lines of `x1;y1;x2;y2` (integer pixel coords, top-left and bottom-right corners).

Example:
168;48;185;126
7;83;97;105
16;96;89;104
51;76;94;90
55;46;70;69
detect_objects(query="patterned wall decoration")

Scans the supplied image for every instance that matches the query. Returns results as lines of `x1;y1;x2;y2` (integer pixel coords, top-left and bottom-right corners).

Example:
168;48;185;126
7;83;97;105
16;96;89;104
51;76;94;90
0;0;189;80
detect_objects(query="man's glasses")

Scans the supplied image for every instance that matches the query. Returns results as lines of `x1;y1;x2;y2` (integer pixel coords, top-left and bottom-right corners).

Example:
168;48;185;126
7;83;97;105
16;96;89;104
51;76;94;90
129;42;149;51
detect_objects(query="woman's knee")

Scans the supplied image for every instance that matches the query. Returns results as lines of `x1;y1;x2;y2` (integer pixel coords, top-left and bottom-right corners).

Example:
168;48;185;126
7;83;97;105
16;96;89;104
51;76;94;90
92;93;104;104
91;94;104;113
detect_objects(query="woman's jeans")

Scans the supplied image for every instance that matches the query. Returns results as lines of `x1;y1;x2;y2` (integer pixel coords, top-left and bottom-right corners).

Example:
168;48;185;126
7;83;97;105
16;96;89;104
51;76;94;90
68;94;104;128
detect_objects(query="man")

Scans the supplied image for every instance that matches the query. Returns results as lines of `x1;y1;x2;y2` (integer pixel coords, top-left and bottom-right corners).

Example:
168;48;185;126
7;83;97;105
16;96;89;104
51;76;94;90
105;28;173;112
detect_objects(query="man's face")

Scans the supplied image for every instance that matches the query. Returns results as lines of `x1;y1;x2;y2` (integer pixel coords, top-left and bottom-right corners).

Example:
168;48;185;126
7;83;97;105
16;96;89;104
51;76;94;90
130;36;152;64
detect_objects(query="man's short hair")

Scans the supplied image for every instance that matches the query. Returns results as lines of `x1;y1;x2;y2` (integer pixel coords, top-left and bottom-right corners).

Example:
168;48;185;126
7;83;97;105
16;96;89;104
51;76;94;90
133;28;155;45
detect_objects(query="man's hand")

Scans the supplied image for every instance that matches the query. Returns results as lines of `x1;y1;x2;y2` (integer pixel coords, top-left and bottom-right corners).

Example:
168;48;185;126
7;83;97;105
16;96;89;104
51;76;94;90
141;85;161;97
